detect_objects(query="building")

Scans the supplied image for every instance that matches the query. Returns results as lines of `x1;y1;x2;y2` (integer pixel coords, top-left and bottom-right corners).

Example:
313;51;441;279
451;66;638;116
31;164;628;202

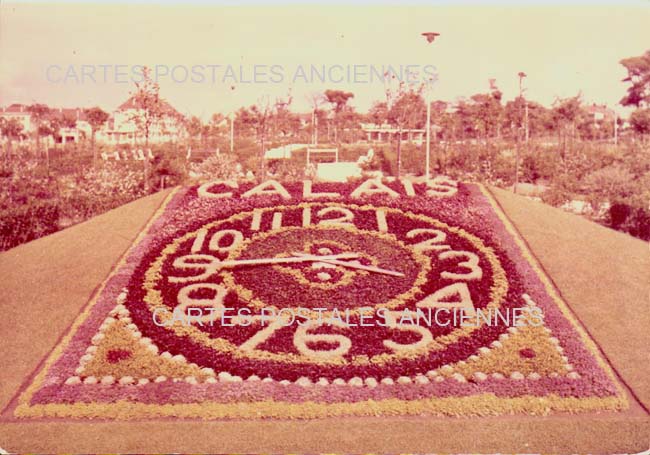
102;96;186;145
52;108;92;144
0;104;33;134
585;103;616;122
360;122;439;145
0;105;90;145
1;95;186;147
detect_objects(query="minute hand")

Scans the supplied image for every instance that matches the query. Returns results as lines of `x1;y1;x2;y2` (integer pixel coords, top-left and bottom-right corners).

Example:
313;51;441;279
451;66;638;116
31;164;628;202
217;252;359;269
291;252;405;277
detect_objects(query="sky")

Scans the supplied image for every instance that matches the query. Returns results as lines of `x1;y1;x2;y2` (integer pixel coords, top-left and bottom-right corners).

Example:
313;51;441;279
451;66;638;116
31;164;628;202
1;2;649;120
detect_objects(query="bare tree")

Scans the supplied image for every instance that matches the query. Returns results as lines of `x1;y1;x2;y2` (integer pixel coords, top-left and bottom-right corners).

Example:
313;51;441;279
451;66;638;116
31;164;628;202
129;67;166;149
128;66;168;191
306;92;326;145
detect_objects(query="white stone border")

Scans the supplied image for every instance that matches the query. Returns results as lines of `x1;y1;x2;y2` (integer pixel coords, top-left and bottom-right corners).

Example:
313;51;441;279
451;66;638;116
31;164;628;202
64;291;579;387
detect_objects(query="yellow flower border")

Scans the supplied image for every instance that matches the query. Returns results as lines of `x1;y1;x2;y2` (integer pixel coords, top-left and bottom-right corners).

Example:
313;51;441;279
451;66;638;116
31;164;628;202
13;184;628;419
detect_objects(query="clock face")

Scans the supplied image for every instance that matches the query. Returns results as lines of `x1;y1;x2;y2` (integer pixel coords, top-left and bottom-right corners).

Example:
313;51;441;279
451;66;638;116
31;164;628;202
129;199;511;381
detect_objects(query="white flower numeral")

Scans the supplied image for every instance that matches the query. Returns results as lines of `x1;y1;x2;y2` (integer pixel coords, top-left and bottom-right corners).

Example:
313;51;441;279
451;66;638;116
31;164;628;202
175;283;227;324
317;207;355;226
239;313;292;353
169;254;221;283
438;250;483;280
294;319;352;359
191;229;243;253
382;310;434;353
406;228;451;252
416;282;476;314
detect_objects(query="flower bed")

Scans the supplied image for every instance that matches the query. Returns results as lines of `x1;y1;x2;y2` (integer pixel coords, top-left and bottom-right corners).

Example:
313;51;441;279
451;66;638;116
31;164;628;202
15;178;627;419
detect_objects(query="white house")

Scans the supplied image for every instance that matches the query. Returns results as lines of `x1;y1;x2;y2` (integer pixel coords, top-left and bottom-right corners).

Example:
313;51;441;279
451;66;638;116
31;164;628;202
101;96;186;145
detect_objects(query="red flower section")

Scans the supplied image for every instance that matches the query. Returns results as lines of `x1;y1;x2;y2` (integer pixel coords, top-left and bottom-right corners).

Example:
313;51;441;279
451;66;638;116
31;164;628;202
519;348;537;359
106;349;132;363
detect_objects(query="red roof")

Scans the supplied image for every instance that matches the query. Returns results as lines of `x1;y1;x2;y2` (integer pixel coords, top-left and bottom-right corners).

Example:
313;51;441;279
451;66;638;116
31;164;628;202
117;95;182;118
1;104;29;114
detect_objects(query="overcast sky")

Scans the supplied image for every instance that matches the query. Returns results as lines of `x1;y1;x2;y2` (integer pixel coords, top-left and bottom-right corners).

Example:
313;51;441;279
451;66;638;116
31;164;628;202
1;2;649;119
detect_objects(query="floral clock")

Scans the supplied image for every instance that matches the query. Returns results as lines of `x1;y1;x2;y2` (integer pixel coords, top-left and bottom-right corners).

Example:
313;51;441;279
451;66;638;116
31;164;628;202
14;178;627;419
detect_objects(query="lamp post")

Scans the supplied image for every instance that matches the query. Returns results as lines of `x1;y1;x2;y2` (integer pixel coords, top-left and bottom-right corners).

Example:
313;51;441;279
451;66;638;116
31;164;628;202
426;84;431;180
228;112;234;153
515;71;527;194
421;32;440;181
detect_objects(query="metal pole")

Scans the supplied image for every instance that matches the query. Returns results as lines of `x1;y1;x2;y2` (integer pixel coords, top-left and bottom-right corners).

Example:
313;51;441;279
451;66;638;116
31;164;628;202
524;101;529;144
425;86;431;180
230;115;234;153
515;75;523;194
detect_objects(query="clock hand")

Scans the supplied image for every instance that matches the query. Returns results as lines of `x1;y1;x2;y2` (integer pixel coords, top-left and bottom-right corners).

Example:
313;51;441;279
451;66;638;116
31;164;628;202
216;252;360;269
291;252;405;277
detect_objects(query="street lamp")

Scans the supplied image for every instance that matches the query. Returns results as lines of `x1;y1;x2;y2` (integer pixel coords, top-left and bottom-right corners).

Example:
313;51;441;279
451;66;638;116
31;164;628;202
421;31;440;181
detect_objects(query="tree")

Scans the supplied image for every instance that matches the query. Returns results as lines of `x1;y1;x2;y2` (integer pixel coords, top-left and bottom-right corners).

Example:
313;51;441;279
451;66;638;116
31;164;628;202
83;106;109;166
0;118;24;158
324;89;354;143
629;108;650;138
620;50;650;108
129;66;166;148
27;104;51;155
129;66;168;191
368;101;388;125
504;99;552;140
469;87;503;144
272;94;300;141
186;116;203;148
238;96;273;179
453;98;478;140
387;89;426;178
551;95;585;157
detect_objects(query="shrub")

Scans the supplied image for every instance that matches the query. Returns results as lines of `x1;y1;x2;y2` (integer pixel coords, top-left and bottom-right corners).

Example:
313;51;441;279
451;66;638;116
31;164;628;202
187;154;239;184
608;203;650;240
0;200;60;250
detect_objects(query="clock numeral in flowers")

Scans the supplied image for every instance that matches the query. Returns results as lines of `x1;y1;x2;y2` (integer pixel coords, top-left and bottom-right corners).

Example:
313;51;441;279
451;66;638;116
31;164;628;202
416;282;476;314
250;210;283;231
169;254;221;283
302;207;312;227
438;250;483;281
376;208;388;232
191;228;208;253
406;228;451;252
317;207;355;226
239;312;291;353
175;283;227;324
190;229;243;253
382;310;434;353
251;209;263;231
294;319;352;359
209;229;243;253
